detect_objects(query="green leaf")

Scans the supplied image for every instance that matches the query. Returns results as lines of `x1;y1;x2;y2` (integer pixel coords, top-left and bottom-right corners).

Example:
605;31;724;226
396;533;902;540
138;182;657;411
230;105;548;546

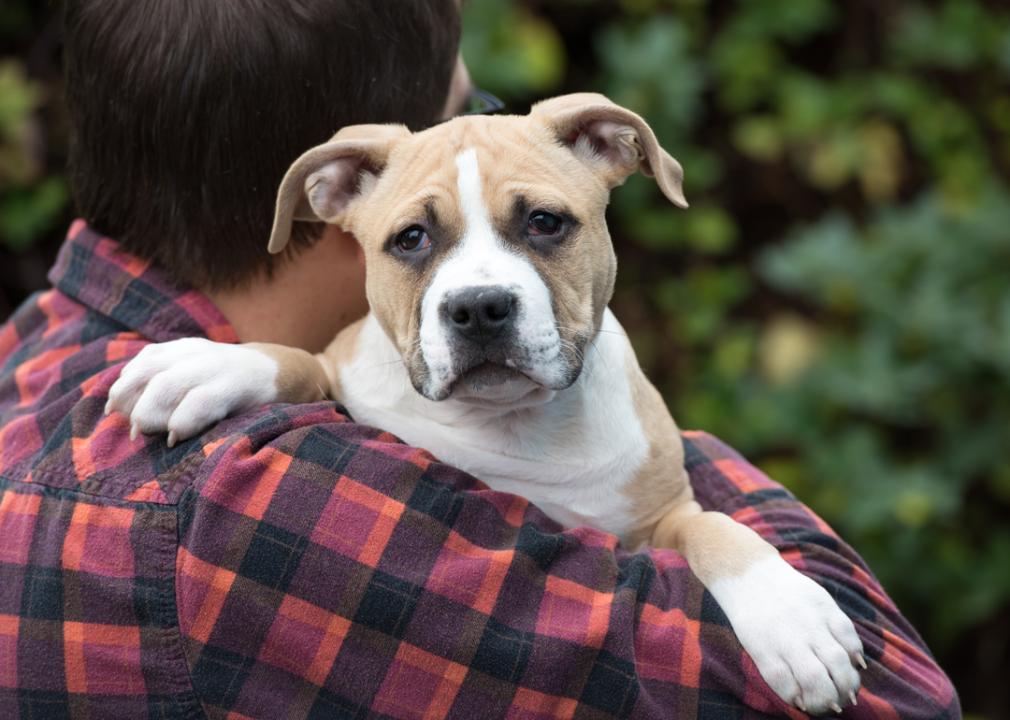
461;0;565;97
0;177;69;251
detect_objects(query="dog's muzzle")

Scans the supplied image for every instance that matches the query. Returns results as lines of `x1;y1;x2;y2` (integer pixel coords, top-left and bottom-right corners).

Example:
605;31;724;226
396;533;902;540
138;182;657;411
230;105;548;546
439;285;526;385
416;280;579;403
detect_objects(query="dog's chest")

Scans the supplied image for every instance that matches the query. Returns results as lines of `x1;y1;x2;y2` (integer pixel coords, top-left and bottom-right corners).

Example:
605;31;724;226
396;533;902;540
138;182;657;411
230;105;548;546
340;314;652;538
424;401;648;536
356;400;649;538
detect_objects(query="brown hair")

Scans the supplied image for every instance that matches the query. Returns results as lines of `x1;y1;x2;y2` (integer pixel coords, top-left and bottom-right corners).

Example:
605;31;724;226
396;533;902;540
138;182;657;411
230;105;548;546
63;0;460;289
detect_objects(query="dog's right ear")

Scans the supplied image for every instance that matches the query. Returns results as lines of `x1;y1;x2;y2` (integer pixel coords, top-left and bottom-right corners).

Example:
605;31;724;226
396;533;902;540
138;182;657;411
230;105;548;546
268;124;409;254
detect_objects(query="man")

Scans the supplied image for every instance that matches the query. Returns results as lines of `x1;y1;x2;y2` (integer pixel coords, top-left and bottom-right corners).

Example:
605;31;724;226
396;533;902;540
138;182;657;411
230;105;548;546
0;1;958;718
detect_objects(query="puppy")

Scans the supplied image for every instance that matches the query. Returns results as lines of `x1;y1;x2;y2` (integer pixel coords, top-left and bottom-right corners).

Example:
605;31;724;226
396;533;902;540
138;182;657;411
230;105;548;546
108;93;862;713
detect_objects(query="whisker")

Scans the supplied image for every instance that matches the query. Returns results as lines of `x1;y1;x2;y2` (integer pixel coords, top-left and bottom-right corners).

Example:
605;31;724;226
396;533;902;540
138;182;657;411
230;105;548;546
554;326;608;370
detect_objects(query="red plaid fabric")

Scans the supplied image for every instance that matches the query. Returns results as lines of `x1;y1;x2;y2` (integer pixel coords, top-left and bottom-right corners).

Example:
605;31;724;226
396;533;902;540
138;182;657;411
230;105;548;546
0;222;960;719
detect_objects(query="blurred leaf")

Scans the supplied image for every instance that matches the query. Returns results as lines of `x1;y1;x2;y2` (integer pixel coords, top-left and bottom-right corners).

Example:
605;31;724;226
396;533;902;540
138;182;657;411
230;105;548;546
894;487;933;528
857;120;904;202
461;0;565;96
654;266;751;344
728;0;836;43
711;33;781;112
732;116;784;162
712;327;755;380
805;131;860;190
596;16;704;144
683;205;737;254
759;314;822;385
0;176;68;251
890;0;1010;71
0;58;43;186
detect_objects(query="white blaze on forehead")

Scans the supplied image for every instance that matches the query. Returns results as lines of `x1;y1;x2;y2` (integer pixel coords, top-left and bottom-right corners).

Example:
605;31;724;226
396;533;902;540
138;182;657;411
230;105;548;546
417;147;565;399
455;148;495;268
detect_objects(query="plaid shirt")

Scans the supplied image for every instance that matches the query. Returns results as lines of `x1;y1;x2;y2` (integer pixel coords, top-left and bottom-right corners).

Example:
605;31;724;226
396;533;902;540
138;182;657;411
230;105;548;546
0;222;958;720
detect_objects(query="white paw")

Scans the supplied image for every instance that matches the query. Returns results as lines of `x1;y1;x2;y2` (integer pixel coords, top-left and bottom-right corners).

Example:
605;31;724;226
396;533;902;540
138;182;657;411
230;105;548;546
106;338;280;445
710;555;864;714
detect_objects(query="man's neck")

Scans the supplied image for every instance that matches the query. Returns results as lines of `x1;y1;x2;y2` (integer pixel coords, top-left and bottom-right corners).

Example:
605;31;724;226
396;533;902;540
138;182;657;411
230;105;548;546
208;227;368;353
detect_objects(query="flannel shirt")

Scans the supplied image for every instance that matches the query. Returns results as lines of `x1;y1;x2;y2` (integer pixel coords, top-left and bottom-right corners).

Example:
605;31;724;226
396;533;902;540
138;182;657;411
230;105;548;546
0;221;959;720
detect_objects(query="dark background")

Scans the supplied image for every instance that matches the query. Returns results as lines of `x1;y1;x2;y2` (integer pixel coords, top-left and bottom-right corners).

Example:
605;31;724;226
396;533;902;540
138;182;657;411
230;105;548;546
3;1;1009;716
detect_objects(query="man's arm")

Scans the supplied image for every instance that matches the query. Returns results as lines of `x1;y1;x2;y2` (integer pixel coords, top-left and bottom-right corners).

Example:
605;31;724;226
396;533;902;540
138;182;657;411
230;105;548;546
175;406;958;718
681;430;960;718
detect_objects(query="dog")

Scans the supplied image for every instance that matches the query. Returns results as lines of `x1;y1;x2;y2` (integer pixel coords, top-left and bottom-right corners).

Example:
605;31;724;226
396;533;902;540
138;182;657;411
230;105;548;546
107;93;863;713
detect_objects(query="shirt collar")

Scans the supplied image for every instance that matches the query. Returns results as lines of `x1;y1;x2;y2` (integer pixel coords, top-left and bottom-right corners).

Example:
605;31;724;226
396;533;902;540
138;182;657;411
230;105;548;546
47;220;238;343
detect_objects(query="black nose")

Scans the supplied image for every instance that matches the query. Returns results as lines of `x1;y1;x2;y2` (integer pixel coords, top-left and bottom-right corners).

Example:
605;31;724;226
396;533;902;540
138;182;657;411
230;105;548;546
443;286;516;341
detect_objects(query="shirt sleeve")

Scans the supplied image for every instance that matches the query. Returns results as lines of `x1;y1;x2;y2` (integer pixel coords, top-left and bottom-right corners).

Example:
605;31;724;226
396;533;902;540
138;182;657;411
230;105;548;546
174;404;960;719
682;430;961;719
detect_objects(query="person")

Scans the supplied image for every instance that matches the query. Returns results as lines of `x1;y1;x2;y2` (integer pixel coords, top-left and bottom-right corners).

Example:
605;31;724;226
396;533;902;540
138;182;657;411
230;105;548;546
0;1;959;718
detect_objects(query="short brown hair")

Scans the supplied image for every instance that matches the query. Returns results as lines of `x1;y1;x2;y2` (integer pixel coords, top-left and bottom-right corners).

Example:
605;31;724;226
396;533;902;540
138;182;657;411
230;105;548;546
64;0;460;289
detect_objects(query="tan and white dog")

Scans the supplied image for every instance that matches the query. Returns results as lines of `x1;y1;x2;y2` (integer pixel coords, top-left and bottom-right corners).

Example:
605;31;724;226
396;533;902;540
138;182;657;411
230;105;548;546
108;94;863;713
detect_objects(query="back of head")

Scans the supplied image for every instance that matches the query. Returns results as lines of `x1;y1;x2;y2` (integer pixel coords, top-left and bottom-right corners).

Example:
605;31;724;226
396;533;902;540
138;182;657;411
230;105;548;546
63;0;460;289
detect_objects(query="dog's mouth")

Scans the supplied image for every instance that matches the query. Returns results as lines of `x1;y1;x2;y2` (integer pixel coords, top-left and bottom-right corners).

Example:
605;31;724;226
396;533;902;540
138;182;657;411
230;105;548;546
449;361;555;407
459;361;525;388
410;332;588;404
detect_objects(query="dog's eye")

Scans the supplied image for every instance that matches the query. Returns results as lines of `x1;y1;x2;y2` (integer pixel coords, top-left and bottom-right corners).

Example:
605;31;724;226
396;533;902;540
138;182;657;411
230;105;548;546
528;211;563;236
394;226;431;254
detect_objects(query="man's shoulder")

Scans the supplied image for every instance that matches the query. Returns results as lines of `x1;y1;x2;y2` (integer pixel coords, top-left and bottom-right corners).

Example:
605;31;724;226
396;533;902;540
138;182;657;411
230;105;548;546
0;287;448;506
1;289;147;496
681;430;797;512
180;399;487;552
185;400;454;500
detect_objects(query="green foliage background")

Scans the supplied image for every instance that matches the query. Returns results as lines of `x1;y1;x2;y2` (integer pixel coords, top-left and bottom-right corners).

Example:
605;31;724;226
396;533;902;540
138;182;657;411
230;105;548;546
2;1;1008;715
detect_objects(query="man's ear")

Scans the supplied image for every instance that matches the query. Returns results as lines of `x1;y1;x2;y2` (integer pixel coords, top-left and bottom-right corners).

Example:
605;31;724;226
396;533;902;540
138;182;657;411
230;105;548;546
530;93;688;208
268;124;410;254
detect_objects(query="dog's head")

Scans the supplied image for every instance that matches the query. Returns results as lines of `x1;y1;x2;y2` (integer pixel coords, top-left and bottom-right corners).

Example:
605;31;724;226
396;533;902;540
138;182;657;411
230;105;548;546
268;93;687;404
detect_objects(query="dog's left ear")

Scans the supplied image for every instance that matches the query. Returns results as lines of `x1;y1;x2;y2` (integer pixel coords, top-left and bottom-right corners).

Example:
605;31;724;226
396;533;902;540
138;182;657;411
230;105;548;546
531;93;688;208
268;124;410;254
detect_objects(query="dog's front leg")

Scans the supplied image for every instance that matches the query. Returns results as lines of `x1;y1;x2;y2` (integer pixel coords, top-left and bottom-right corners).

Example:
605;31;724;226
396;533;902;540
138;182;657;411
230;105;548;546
652;501;864;714
106;338;332;445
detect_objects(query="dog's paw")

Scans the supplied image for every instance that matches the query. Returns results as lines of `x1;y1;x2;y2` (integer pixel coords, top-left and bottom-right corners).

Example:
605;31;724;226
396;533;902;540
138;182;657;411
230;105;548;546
106;338;280;445
710;555;864;714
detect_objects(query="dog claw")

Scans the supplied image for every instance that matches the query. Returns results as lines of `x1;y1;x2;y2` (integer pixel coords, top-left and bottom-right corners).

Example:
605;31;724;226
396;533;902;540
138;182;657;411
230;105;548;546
104;399;112;416
167;431;177;448
856;654;867;670
130;422;139;442
794;696;806;712
830;702;843;714
850;691;858;706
